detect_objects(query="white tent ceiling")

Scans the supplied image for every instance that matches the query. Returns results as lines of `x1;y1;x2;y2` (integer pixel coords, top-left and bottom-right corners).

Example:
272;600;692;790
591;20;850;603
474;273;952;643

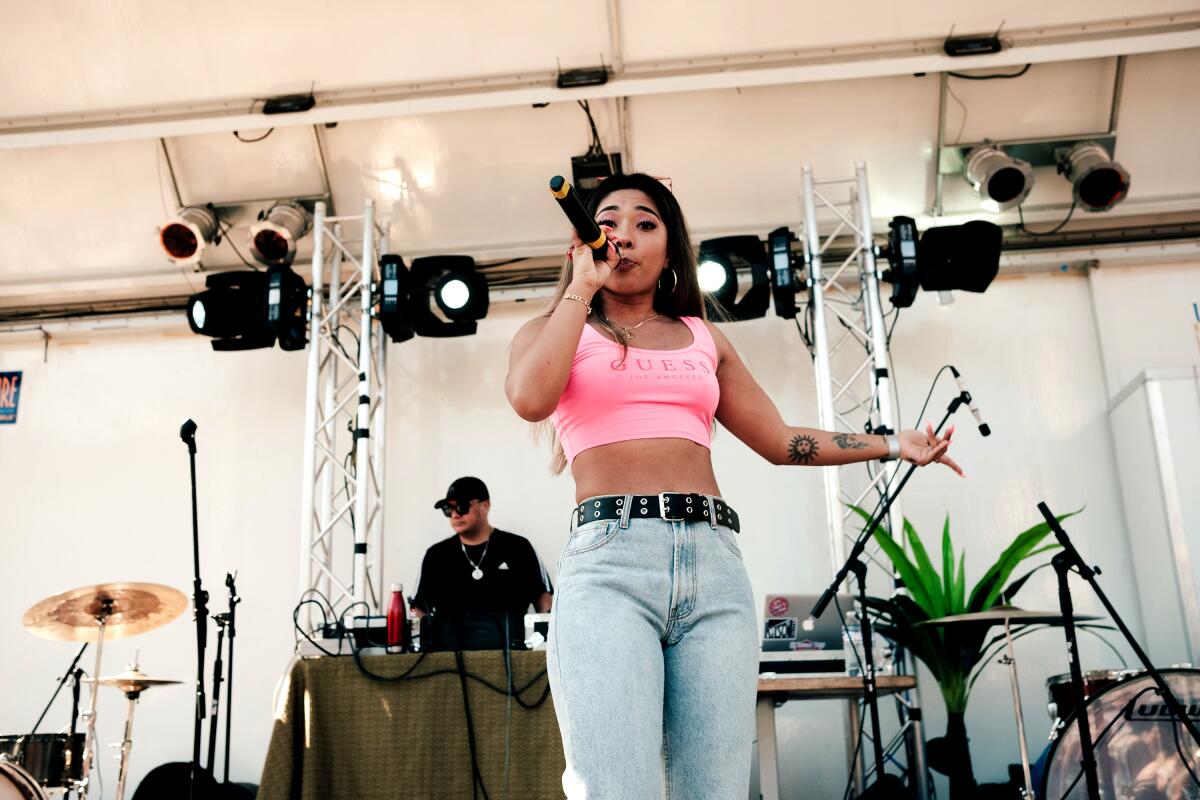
1;1;1198;311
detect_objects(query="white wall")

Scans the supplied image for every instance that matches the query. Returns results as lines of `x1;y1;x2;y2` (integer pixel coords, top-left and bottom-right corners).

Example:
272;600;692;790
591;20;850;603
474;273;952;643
0;263;1184;797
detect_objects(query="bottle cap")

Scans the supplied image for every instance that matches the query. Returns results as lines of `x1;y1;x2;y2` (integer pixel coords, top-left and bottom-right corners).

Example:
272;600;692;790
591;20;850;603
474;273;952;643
391;582;403;593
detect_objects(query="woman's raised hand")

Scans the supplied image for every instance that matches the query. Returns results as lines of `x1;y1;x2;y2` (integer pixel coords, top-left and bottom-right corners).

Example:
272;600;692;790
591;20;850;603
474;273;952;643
899;423;964;477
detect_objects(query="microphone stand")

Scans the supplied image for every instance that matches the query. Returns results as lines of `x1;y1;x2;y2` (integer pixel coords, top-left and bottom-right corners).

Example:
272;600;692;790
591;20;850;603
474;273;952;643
30;642;88;734
180;419;209;800
1037;501;1200;800
205;614;226;775
223;572;240;785
811;392;967;798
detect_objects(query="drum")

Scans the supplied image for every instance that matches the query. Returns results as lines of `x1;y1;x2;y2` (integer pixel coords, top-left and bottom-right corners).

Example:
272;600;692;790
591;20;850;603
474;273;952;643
1046;669;1140;723
1041;667;1200;799
0;734;83;789
0;762;49;800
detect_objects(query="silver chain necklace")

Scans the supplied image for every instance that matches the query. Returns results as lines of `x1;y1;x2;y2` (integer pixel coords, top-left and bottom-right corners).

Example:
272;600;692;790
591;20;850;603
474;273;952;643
461;539;490;580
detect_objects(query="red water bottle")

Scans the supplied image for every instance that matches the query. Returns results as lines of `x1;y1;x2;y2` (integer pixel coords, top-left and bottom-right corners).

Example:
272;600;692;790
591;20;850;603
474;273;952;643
387;583;407;652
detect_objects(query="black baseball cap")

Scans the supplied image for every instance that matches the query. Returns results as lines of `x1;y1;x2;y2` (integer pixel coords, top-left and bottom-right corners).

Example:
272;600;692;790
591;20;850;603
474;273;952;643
433;476;489;510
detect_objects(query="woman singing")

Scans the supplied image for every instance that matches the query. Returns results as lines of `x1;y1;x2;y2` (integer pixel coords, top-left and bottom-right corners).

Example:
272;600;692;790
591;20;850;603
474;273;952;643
505;173;961;799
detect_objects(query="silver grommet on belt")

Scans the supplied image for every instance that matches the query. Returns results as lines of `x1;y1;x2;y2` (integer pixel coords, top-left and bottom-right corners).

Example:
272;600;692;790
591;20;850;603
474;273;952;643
594;511;601;518
641;508;648;515
616;498;623;506
640;498;648;505
594;501;601;507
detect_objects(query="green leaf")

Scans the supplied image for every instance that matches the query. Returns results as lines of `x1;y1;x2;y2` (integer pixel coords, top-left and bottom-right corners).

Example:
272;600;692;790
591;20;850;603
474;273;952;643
968;510;1080;611
847;505;937;615
999;559;1058;605
953;552;967;611
875;531;937;616
902;517;946;617
942;514;955;613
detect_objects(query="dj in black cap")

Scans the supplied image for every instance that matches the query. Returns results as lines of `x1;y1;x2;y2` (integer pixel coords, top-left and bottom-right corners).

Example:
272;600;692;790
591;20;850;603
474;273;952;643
411;477;553;647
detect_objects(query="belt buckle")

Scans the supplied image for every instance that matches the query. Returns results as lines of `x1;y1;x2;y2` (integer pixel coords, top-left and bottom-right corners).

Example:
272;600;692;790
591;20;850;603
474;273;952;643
658;492;684;521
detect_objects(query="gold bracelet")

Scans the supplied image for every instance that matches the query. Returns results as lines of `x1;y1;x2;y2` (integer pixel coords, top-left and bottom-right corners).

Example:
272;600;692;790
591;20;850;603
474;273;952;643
563;293;592;314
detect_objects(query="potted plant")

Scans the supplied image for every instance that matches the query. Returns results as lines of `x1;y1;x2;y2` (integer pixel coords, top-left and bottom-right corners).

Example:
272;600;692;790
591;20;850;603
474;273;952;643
851;507;1095;798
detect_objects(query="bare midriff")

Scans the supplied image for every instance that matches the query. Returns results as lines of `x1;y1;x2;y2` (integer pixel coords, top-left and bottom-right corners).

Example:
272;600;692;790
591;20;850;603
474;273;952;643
570;437;722;503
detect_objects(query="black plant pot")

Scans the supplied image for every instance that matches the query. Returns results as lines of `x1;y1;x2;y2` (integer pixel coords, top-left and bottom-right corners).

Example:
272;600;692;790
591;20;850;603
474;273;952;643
925;712;977;799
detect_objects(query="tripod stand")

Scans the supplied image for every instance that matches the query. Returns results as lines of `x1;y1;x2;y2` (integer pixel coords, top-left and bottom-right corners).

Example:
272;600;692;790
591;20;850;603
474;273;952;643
811;391;969;798
1038;501;1200;800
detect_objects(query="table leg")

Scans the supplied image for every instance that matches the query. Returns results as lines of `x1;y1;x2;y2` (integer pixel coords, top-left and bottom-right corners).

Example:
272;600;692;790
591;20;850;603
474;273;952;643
848;699;864;795
756;696;781;800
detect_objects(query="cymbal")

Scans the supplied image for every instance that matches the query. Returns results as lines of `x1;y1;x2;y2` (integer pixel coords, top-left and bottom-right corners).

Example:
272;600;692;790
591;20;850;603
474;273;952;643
85;668;183;695
21;582;188;642
919;606;1101;627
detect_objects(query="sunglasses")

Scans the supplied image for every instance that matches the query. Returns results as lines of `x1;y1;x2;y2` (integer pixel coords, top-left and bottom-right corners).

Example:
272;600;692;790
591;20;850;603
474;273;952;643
440;499;477;518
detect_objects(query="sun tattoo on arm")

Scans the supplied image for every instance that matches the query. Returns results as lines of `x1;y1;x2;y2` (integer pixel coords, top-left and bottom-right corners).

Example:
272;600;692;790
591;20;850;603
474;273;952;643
832;433;869;451
787;434;819;464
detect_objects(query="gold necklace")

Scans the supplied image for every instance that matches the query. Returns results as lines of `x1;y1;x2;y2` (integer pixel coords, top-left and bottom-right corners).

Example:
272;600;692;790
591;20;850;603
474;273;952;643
602;312;659;340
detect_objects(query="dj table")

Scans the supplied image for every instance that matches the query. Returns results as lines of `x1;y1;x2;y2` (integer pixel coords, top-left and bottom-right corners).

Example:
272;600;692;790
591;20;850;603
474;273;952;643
258;650;565;800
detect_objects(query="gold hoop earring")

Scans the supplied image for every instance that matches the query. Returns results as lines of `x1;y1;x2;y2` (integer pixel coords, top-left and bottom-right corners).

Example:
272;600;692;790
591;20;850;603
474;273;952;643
658;268;678;294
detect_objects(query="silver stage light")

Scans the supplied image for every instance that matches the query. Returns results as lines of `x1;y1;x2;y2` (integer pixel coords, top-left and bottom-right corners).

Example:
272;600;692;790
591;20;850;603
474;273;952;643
1058;142;1130;212
249;201;311;266
159;206;219;266
964;145;1033;212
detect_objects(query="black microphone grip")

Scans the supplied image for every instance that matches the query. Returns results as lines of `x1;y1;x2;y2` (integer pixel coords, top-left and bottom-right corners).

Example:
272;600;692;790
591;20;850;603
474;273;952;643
549;176;615;260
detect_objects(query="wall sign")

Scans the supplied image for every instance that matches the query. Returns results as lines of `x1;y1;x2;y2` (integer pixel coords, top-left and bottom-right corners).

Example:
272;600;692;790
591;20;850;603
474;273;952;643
0;371;22;424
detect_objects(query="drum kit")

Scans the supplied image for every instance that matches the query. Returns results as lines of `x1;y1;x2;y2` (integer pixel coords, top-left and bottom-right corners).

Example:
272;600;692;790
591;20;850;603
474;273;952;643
1;582;187;800
924;606;1200;799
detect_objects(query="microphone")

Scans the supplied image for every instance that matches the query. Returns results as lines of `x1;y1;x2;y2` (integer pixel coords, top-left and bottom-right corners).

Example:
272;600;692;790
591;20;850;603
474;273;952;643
548;176;617;260
950;366;990;436
180;419;197;442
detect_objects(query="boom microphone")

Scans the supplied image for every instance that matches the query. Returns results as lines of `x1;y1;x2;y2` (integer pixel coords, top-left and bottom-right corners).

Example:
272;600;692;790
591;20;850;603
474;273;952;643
548;176;617;260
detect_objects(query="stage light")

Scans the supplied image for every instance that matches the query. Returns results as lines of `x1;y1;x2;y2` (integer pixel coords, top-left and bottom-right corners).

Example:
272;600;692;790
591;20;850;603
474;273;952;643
881;217;1002;308
378;255;487;338
696;236;770;321
963;145;1032;212
768;226;800;318
249;201;311;266
698;259;731;294
159;206;219;266
431;257;489;322
265;266;309;351
1058;141;1130;212
186;265;308;351
378;254;415;343
186;271;275;351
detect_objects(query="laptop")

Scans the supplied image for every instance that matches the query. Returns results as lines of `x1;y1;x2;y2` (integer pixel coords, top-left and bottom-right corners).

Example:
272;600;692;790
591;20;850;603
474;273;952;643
759;592;852;677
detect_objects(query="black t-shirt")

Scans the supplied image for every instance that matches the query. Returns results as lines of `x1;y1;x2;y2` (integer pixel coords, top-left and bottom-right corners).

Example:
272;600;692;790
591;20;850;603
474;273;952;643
411;529;552;617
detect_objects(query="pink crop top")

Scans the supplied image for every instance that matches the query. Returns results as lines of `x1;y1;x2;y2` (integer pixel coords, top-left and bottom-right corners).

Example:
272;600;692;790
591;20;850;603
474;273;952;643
550;316;720;464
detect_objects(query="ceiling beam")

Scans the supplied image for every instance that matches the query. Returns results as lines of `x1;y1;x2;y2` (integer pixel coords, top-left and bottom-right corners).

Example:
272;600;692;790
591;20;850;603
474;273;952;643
2;15;1197;150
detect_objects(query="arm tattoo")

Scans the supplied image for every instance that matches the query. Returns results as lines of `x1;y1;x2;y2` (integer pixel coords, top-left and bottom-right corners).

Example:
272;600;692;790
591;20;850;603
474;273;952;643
787;434;819;464
832;433;869;451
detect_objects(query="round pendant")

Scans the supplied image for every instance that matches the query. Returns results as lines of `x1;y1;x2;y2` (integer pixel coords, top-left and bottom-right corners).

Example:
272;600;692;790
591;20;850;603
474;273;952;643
472;568;484;580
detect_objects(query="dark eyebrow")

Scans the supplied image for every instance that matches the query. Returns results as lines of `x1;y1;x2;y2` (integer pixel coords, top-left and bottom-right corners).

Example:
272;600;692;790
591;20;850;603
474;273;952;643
597;204;661;220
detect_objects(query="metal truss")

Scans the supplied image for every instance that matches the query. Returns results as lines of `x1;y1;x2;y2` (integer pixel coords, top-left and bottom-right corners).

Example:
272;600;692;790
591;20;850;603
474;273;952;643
298;199;388;616
799;162;931;798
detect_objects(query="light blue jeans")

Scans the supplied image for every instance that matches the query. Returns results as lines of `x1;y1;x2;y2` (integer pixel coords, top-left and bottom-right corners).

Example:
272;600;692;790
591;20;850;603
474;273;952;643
547;496;759;799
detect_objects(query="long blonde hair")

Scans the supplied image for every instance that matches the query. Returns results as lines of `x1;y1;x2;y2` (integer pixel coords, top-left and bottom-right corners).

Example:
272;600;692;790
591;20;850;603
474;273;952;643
535;173;709;474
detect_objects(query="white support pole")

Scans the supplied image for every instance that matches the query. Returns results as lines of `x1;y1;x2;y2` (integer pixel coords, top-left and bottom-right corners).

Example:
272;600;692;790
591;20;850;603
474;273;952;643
298;202;326;603
802;165;847;572
317;229;343;603
352;199;376;606
370;230;389;610
854;162;904;536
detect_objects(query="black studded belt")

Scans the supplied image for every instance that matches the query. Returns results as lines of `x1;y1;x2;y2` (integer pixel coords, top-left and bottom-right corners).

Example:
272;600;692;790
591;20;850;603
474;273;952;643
573;493;740;533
